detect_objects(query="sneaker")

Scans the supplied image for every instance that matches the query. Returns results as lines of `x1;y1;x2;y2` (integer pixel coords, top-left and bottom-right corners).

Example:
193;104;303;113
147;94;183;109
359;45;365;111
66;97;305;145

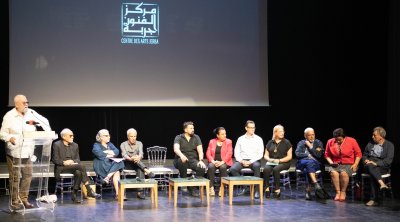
181;186;188;192
210;187;215;196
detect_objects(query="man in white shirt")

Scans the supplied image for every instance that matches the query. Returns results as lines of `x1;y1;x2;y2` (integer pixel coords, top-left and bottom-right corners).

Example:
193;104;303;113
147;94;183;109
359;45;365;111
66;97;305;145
230;120;264;198
0;95;51;210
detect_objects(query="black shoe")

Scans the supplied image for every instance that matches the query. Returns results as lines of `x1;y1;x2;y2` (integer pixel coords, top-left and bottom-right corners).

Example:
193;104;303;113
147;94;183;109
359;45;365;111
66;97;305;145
188;187;199;197
137;192;146;200
254;191;260;199
265;190;271;198
235;188;246;196
273;191;281;199
72;191;81;204
86;186;101;199
305;192;312;200
148;171;155;178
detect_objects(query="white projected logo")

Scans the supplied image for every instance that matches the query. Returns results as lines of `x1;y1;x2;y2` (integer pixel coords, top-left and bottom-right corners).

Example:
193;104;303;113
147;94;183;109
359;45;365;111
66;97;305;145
121;2;159;45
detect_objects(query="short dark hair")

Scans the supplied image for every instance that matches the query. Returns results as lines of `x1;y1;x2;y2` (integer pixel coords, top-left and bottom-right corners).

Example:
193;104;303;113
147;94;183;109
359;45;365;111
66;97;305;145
183;121;194;130
245;120;255;127
333;128;345;138
213;127;225;136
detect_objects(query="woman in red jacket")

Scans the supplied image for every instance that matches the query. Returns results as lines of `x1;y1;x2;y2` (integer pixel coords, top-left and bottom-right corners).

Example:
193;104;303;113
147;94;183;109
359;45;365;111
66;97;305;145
325;128;362;201
206;127;233;197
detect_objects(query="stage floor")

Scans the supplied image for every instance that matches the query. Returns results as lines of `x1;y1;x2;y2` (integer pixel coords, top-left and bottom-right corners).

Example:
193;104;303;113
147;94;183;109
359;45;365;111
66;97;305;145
0;187;399;222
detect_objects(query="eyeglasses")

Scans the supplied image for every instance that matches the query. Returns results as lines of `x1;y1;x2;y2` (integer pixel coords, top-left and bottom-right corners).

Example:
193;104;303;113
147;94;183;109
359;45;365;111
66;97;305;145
22;101;29;105
101;135;110;137
246;127;256;129
68;135;74;138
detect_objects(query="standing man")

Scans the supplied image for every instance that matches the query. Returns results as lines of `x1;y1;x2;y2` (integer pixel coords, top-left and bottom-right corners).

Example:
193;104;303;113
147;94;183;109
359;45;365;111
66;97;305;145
52;128;101;203
229;120;264;199
173;121;206;197
120;128;155;200
0;95;51;210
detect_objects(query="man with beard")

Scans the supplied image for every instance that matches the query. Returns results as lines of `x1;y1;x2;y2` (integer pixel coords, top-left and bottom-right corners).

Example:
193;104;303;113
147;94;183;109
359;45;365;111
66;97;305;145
173;121;206;197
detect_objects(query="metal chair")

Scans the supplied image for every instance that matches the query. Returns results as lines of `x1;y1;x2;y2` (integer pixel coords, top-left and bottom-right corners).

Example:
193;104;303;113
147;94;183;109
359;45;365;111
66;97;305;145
54;173;74;203
147;146;173;189
361;170;393;201
295;169;323;190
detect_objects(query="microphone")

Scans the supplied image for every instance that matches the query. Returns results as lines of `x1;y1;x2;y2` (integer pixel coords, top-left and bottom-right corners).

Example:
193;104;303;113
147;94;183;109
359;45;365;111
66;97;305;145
26;120;40;125
29;109;51;130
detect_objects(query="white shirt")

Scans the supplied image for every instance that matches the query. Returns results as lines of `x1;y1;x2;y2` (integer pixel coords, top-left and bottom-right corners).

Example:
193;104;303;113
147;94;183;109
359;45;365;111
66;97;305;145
0;108;51;158
234;134;264;163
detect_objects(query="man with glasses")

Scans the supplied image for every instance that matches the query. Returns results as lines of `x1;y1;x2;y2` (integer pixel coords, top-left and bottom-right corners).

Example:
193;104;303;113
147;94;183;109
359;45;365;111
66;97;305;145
0;94;52;210
52;128;101;203
229;120;264;199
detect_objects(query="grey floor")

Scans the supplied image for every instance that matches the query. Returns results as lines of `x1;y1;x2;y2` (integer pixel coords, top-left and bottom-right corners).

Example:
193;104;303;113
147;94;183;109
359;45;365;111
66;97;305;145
0;186;399;222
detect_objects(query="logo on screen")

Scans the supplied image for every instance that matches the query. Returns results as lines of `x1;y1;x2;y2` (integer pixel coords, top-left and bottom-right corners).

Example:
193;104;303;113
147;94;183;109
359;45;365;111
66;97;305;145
121;2;159;45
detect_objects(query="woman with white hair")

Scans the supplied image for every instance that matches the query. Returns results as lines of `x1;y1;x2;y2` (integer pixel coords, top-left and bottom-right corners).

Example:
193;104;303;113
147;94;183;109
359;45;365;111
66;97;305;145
92;129;125;200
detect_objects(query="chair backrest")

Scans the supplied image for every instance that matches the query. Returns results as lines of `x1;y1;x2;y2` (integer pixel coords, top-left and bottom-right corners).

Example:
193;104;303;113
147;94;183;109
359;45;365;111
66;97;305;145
147;146;167;168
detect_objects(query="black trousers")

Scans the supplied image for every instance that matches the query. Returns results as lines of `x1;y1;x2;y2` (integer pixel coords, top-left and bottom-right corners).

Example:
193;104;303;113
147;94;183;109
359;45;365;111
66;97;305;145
364;163;389;201
173;158;206;178
207;163;228;187
263;162;291;190
229;161;261;177
124;160;147;179
58;164;90;190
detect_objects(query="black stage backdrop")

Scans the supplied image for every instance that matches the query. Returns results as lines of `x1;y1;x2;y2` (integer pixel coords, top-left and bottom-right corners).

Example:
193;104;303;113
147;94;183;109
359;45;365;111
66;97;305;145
1;1;399;198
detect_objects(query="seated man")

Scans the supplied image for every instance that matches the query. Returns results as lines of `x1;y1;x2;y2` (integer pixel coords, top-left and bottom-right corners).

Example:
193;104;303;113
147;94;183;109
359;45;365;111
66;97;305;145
52;128;100;203
173;121;206;197
362;126;394;207
120;128;155;200
229;120;264;199
295;127;325;200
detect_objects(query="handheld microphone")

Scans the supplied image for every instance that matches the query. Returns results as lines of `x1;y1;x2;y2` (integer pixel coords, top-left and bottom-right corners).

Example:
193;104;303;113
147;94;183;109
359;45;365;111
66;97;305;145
29;109;51;130
26;120;40;125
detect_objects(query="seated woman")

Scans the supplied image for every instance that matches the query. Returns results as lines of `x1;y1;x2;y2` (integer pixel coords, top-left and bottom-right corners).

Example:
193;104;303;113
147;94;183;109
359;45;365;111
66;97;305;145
295;127;325;200
206;127;233;197
325;128;362;202
92;129;125;200
263;124;292;198
362;126;394;206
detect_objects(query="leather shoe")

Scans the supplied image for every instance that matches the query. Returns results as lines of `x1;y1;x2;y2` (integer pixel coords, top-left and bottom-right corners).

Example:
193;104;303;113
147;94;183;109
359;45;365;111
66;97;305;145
137;192;146;200
72;191;82;203
148;171;155;178
254;191;260;199
87;189;101;199
235;188;246;196
305;191;312;200
273;191;281;199
188;187;199;197
22;201;35;209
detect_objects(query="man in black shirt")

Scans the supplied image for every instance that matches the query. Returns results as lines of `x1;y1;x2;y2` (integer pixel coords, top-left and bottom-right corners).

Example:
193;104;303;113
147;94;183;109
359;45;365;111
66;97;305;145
52;128;100;203
173;121;206;196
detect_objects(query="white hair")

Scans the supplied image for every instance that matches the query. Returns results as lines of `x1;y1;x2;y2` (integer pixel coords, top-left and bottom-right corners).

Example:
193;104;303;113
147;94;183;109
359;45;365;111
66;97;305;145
126;128;137;136
304;127;314;135
60;128;72;138
96;129;109;142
